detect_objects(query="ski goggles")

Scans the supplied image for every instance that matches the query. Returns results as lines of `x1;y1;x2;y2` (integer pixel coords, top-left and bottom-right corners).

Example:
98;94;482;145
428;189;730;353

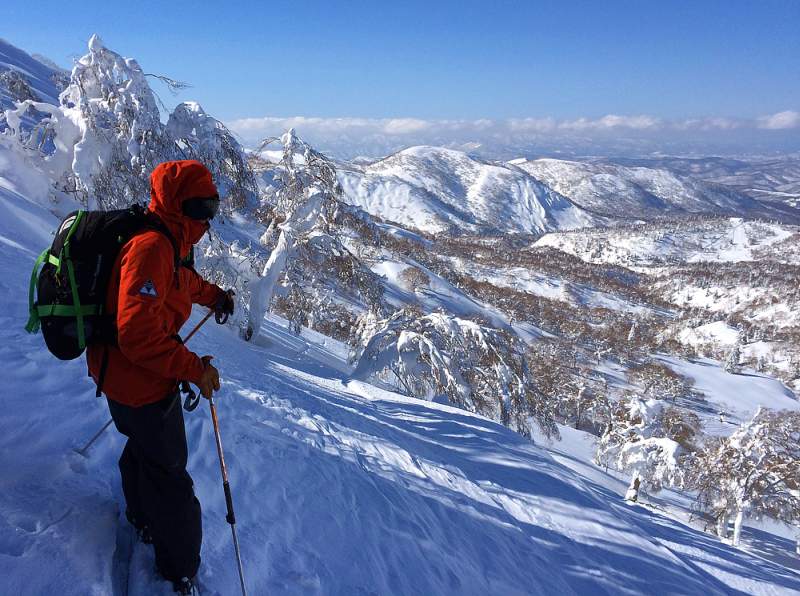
182;195;220;220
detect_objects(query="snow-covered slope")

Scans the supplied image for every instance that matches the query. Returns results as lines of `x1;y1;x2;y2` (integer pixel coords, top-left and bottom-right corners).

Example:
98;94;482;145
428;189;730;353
4;33;800;596
338;146;597;235
604;155;800;209
442;255;654;315
0;38;66;110
535;218;799;268
536;216;800;392
516;158;794;222
5;145;800;595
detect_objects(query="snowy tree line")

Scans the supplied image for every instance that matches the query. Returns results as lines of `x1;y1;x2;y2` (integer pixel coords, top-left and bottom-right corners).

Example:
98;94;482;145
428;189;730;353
656;256;800;389
595;389;800;549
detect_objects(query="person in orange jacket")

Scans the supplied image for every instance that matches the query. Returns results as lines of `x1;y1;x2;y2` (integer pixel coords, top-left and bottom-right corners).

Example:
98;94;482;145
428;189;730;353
87;160;234;594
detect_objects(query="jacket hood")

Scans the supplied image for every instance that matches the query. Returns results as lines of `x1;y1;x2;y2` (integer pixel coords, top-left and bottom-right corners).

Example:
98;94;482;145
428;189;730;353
148;160;218;258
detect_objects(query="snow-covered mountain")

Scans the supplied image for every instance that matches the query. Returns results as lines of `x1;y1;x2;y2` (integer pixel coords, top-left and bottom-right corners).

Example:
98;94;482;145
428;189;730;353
535;217;800;268
3;36;800;595
516;157;796;222
336;148;797;235
3;158;800;595
603;155;800;208
337;146;598;234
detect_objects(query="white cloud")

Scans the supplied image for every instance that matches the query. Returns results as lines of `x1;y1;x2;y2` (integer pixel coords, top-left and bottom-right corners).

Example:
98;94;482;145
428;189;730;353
228;113;676;141
225;111;799;158
757;110;800;130
230;116;378;134
227;112;800;140
381;118;432;135
559;114;661;131
675;117;741;131
507;118;557;132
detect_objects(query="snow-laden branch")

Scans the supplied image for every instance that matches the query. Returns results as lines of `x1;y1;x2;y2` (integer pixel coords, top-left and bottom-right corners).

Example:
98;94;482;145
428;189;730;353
350;309;558;439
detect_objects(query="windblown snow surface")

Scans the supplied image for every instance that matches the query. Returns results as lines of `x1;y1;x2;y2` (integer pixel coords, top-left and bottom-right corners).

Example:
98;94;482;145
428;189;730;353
2;153;800;594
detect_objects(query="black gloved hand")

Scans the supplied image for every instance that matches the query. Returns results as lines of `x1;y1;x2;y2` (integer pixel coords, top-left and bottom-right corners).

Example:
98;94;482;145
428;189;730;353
215;289;235;324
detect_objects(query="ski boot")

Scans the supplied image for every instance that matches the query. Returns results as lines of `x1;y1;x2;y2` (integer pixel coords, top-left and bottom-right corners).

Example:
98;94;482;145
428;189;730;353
172;576;198;594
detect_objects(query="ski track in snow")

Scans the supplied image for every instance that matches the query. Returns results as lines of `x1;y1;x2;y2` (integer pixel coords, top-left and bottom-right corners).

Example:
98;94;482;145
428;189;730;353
2;177;800;593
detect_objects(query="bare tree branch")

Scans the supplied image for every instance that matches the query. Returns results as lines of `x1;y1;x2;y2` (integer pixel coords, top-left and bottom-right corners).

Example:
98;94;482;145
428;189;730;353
144;73;192;95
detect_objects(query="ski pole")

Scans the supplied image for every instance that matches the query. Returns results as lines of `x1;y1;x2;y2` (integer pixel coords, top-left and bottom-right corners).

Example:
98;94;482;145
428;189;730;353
74;419;114;457
74;310;215;457
208;394;248;596
182;309;214;344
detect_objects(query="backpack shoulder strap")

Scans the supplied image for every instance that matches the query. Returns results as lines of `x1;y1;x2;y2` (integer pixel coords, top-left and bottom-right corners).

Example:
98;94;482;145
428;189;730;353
141;214;180;270
132;212;182;288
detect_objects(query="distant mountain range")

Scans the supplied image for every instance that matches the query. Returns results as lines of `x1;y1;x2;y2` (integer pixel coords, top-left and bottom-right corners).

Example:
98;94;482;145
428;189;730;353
514;157;798;223
599;155;800;207
334;146;800;235
337;146;597;235
3;37;798;235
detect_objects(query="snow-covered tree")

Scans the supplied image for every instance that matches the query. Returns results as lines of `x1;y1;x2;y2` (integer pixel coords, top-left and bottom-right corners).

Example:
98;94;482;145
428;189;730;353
66;35;180;208
627;321;638;343
2;36;268;333
583;379;613;434
724;342;741;374
596;395;700;502
244;129;383;341
572;384;589;430
522;340;609;433
193;231;269;333
560;379;608;432
3;35;256;213
20;34;174;208
0;69;39;102
627;361;694;403
350;309;558;439
398;266;431;293
166;101;257;213
691;408;800;546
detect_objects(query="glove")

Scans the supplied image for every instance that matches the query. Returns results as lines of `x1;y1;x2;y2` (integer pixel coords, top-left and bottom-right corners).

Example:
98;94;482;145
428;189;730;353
215;289;235;324
197;355;220;399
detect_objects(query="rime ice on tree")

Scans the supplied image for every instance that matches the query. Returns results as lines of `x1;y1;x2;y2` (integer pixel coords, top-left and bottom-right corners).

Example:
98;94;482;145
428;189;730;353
692;408;800;547
350;309;558;439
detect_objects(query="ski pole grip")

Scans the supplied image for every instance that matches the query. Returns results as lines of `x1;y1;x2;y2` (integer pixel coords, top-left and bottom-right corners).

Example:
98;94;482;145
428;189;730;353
223;481;236;525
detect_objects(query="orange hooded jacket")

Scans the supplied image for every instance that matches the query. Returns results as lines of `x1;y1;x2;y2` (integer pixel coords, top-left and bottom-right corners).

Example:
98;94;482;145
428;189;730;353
87;160;223;407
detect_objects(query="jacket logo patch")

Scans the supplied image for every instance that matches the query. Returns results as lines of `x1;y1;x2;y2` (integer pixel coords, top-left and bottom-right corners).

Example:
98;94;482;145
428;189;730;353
138;279;158;297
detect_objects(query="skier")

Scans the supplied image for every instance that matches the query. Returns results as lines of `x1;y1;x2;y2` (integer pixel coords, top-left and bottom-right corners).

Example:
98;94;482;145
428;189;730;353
86;160;235;594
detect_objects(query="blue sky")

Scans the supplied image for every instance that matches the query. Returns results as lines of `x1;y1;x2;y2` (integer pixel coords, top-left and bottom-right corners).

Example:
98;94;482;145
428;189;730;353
4;0;799;155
